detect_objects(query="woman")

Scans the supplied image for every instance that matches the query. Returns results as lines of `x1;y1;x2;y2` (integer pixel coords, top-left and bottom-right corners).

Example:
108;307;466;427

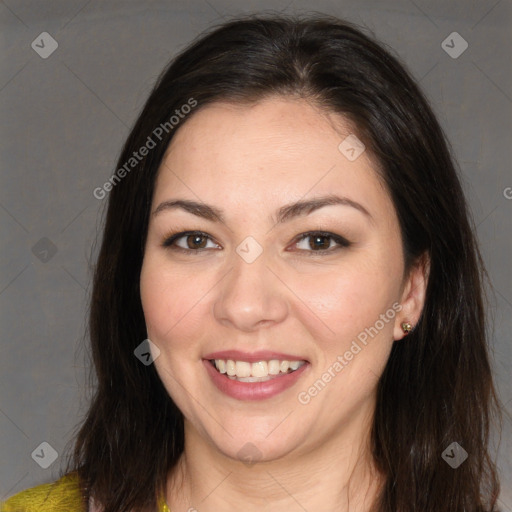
1;13;503;512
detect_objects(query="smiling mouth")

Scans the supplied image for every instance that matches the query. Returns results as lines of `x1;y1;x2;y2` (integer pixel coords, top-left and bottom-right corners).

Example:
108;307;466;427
208;358;307;382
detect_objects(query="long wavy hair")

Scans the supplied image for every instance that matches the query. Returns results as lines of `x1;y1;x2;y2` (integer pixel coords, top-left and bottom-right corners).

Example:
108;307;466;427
63;13;503;512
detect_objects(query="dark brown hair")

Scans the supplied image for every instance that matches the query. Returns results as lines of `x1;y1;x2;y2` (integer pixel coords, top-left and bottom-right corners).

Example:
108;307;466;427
63;13;503;512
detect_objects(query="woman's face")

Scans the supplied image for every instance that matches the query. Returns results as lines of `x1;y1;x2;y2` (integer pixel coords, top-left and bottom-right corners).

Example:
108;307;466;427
140;96;426;463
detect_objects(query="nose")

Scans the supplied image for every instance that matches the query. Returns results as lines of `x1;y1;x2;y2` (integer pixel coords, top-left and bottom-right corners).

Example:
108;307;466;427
213;248;288;332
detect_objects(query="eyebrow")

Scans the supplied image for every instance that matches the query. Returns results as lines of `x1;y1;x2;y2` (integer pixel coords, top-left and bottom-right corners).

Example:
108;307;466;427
152;194;373;225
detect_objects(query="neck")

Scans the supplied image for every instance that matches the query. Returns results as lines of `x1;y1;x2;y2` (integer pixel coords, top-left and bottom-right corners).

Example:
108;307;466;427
166;405;384;512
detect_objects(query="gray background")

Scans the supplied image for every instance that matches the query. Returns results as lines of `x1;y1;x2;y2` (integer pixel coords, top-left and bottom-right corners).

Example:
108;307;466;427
0;0;511;508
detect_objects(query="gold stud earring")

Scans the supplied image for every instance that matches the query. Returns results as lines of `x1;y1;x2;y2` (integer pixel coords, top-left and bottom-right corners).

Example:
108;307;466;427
401;322;412;334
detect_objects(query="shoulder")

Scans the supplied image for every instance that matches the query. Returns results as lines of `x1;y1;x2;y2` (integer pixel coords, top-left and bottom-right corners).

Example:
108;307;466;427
0;472;86;512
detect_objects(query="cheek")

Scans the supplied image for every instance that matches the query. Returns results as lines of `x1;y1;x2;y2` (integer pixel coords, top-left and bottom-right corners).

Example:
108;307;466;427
139;255;214;346
295;260;401;414
140;264;171;336
294;254;401;346
139;258;208;404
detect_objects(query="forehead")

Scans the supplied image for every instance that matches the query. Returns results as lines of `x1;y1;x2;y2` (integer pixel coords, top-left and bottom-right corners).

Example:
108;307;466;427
153;97;390;219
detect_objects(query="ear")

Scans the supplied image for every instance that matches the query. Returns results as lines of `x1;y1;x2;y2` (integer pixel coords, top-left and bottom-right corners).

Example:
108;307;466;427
393;251;430;341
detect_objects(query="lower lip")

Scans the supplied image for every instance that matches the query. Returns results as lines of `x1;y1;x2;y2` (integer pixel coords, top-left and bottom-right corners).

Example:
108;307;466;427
203;359;310;401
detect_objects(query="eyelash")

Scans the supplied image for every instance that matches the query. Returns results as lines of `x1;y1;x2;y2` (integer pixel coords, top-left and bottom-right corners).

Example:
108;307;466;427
161;230;351;256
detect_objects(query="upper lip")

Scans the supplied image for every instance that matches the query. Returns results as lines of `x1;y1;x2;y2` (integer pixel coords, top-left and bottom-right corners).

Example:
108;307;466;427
203;350;308;363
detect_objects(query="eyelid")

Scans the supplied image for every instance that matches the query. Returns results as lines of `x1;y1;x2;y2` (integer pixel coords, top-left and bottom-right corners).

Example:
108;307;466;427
291;231;351;253
162;230;220;250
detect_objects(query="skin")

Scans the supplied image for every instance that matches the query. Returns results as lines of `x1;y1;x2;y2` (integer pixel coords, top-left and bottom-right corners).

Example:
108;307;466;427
139;96;429;512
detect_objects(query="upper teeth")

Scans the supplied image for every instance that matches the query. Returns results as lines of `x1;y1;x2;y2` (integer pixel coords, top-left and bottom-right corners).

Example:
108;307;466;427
214;359;305;378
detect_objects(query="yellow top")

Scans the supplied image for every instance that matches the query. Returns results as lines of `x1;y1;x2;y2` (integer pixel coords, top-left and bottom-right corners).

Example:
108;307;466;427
0;472;170;512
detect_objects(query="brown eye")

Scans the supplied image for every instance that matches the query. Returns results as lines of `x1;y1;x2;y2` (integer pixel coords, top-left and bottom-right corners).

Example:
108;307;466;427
162;231;219;251
308;234;332;250
185;233;208;249
293;232;351;253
